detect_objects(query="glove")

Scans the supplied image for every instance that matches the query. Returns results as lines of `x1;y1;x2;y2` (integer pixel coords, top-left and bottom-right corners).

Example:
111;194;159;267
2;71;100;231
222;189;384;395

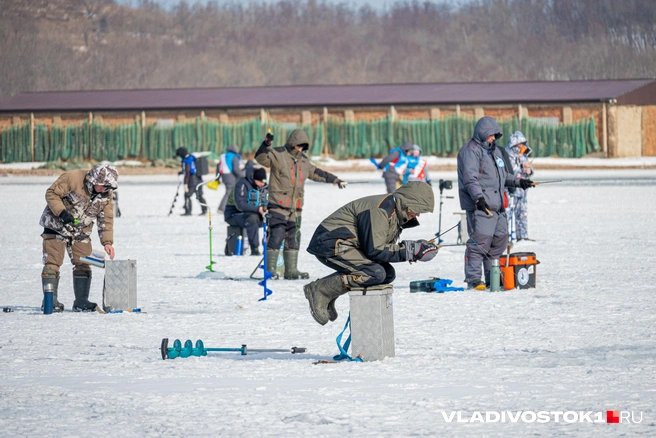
519;179;535;190
184;184;190;193
59;210;75;225
475;197;490;212
334;179;347;189
264;133;274;146
403;240;439;263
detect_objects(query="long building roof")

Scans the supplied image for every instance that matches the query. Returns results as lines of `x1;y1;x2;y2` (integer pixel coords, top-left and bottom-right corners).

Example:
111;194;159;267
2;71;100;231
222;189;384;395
0;79;655;112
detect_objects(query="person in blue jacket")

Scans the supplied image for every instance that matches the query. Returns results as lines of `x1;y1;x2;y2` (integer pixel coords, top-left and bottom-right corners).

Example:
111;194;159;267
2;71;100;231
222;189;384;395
456;117;534;290
176;147;208;216
377;142;414;193
224;167;268;256
217;145;245;213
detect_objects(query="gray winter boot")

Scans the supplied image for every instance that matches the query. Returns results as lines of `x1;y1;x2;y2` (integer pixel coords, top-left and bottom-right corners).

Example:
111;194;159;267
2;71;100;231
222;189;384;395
303;273;349;325
41;271;64;313
266;250;280;280
283;250;309;280
72;271;97;312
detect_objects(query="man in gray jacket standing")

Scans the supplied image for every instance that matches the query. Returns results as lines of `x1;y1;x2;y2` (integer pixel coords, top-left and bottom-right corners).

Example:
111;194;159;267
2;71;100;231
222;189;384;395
457;117;534;290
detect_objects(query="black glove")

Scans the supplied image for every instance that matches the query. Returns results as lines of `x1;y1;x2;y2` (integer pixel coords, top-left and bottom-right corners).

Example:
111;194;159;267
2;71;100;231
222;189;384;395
519;179;534;190
264;133;274;146
403;240;439;263
59;210;75;225
475;197;490;212
334;179;347;189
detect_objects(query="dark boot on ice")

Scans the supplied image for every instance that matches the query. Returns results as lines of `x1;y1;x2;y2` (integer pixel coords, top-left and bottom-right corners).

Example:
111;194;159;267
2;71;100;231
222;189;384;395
182;198;192;216
303;273;350;325
41;271;64;313
72;271;97;312
266;250;280;279
251;247;261;256
283;250;309;280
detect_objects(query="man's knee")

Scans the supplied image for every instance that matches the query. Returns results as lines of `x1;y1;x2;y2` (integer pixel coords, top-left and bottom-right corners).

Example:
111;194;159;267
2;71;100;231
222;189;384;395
244;214;261;228
268;225;286;250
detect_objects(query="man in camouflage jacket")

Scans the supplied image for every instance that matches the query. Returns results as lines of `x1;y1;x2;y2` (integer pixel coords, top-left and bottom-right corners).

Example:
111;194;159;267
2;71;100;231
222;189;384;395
304;182;438;325
39;164;118;312
255;129;347;280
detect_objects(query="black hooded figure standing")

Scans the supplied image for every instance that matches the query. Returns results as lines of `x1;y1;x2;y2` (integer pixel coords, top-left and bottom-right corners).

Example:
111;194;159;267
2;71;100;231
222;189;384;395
176;147;208;216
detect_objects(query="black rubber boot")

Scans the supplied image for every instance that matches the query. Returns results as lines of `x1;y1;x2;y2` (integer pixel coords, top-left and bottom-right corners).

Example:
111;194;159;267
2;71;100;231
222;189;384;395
73;271;97;312
266;250;280;280
41;271;64;313
182;197;192;216
303;273;349;325
283;250;309;280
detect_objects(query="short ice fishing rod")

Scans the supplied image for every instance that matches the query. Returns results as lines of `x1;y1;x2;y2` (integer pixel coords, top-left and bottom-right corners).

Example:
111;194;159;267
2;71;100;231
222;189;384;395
531;180;563;185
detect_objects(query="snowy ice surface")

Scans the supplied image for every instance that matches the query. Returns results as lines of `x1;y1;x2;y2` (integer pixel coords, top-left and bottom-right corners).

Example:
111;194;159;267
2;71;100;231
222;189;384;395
1;169;655;437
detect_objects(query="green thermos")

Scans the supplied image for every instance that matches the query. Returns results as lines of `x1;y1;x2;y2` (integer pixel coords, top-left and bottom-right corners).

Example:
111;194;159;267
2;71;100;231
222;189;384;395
490;259;501;292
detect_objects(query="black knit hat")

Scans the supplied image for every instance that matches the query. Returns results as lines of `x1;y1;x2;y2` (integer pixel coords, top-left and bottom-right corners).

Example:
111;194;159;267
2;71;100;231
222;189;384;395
175;147;188;158
253;168;267;183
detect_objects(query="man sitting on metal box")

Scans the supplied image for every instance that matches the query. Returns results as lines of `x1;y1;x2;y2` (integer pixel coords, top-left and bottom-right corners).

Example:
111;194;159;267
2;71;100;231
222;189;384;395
304;181;438;325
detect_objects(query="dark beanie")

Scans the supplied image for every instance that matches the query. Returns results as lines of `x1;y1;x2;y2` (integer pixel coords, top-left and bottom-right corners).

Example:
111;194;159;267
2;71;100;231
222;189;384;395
253;168;267;183
175;147;188;158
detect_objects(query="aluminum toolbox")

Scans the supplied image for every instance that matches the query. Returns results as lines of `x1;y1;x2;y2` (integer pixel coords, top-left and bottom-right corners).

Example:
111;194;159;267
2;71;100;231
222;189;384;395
103;260;137;311
348;285;395;361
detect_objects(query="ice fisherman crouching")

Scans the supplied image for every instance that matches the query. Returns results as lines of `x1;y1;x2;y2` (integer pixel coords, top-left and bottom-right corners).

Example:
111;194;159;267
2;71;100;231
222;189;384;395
303;181;439;325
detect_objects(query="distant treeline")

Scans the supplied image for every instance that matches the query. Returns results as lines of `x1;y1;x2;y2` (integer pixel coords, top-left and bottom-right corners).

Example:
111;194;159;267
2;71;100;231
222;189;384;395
1;0;655;97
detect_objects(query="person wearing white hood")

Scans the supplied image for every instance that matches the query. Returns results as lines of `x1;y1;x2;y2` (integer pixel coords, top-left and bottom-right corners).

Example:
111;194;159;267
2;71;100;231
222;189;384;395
506;131;534;241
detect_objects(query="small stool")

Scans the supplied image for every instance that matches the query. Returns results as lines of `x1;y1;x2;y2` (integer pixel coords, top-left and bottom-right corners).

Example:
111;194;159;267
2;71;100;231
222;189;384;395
348;284;394;361
225;225;246;256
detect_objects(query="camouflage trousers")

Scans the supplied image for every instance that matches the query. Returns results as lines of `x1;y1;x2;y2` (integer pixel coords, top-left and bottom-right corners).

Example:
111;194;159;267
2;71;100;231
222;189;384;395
42;233;92;275
514;195;529;240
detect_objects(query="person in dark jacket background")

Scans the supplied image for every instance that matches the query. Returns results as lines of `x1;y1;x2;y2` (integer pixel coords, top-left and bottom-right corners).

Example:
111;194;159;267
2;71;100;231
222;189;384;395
255;129;347;280
176;147;208;216
217;145;245;213
304;182;438;325
456;117;534;290
224;167;268;256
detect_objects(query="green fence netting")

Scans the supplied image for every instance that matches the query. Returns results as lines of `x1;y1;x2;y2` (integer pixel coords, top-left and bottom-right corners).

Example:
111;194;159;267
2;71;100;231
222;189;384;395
0;116;600;163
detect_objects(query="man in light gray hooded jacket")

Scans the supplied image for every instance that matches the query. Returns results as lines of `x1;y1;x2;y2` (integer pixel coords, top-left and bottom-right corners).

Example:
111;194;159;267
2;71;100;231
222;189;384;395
457;117;534;290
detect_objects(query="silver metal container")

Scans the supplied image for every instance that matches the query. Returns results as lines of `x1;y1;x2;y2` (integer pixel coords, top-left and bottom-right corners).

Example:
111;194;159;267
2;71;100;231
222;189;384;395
348;284;395;361
103;260;137;311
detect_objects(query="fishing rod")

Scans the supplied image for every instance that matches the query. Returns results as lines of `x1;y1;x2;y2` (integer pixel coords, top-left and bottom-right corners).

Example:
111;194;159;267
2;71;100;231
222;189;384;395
531;179;563;185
